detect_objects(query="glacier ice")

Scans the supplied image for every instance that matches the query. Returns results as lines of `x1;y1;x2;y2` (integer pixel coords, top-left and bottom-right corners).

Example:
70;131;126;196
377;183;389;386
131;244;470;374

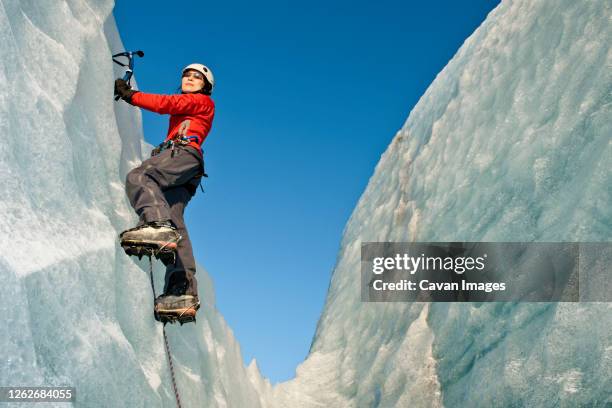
273;1;611;407
0;1;265;406
0;0;610;407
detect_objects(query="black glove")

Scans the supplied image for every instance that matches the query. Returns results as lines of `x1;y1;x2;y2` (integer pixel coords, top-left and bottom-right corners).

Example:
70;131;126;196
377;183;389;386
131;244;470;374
114;78;136;103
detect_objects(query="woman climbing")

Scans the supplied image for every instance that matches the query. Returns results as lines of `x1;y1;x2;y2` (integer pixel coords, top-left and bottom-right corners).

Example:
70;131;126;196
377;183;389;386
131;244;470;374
115;63;215;323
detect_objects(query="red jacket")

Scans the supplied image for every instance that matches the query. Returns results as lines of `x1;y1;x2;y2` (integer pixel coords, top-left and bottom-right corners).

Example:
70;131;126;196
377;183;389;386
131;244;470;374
130;92;215;154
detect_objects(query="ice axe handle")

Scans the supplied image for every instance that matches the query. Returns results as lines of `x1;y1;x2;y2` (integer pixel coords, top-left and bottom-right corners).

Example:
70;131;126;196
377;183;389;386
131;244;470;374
112;50;144;101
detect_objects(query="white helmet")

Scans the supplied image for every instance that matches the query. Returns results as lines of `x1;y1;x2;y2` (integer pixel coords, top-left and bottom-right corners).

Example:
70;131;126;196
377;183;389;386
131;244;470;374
182;63;215;94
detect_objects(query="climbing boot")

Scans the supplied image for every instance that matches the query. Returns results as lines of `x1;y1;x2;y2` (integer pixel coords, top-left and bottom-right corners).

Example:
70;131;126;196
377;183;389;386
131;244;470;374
154;294;200;325
120;221;181;260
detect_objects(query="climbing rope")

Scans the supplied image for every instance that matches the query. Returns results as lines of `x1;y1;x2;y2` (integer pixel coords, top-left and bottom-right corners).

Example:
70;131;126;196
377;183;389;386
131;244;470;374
148;256;183;408
148;256;156;296
163;326;182;408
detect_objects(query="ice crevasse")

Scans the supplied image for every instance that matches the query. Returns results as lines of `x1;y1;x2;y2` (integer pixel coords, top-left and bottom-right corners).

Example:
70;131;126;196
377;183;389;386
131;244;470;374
0;0;610;407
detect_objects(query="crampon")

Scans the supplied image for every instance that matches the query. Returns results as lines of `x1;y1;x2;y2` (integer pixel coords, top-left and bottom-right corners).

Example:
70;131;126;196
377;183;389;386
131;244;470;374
154;296;201;325
121;241;179;265
119;221;182;264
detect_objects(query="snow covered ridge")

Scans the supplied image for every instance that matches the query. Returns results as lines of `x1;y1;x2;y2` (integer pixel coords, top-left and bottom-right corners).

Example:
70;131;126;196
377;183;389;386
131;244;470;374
0;1;610;408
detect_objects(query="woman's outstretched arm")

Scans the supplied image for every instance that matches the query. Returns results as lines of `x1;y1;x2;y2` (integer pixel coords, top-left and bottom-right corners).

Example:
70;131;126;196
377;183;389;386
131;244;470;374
131;92;214;115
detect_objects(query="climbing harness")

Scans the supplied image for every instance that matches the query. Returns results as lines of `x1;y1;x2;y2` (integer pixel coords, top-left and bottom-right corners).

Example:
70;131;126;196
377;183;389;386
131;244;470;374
150;133;209;195
147;257;183;408
150;137;194;158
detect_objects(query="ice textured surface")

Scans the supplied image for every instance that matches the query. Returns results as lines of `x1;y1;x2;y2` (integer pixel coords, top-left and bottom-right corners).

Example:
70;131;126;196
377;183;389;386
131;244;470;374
1;0;610;407
0;1;266;406
272;1;611;407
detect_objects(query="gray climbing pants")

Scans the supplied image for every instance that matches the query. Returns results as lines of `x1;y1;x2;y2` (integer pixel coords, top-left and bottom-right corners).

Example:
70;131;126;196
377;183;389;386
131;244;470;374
125;145;203;296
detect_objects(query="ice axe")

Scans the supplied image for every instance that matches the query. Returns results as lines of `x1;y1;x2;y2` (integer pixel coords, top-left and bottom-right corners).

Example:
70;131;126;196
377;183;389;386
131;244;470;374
112;50;144;101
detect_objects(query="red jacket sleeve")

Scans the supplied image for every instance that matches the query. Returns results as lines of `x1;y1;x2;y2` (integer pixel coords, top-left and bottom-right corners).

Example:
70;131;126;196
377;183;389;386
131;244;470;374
131;92;213;115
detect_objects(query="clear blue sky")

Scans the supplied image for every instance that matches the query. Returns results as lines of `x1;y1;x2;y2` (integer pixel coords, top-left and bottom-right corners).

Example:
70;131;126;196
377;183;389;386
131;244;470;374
113;0;500;383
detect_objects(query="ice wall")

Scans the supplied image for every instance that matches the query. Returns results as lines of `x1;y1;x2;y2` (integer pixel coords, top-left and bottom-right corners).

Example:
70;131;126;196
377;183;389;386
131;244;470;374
1;0;610;407
272;1;611;407
0;1;267;406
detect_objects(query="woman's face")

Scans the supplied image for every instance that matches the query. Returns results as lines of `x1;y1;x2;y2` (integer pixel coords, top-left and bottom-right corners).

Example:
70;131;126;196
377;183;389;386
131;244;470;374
181;69;205;93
